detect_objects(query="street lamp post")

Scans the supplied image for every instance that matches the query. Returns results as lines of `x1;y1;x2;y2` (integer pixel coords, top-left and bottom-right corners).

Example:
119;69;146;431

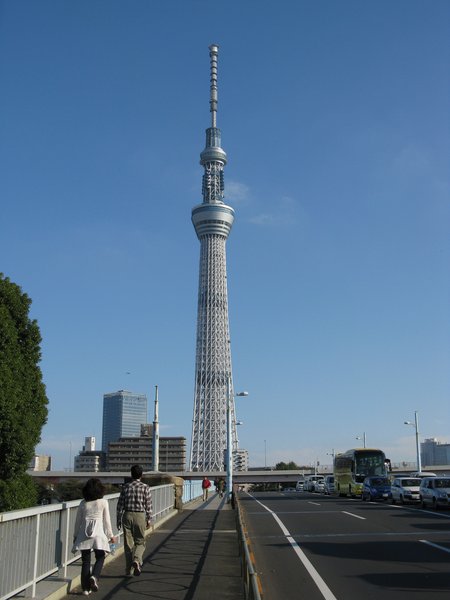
264;439;267;469
356;433;366;448
327;449;335;471
226;379;248;504
404;411;421;473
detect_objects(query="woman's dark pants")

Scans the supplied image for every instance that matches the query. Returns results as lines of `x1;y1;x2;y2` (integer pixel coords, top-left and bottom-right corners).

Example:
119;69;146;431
81;549;106;591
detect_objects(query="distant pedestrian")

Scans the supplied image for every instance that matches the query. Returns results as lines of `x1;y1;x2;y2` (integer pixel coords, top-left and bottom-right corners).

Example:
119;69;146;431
202;476;211;501
217;478;226;498
72;478;116;595
117;464;153;577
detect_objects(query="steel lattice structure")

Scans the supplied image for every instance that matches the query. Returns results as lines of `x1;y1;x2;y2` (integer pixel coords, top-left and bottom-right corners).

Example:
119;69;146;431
189;45;238;471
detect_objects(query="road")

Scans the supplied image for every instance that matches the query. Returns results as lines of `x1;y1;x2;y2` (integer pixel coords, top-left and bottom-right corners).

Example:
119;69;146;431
239;490;450;599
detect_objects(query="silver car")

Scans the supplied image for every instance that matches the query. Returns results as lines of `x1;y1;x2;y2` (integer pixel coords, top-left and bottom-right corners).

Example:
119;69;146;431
391;477;421;504
420;477;450;509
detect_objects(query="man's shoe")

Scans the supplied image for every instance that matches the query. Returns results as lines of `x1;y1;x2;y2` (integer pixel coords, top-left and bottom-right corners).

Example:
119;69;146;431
89;576;99;592
132;561;141;576
82;591;91;596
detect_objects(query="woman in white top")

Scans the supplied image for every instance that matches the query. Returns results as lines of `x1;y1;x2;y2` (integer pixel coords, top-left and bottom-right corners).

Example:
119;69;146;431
73;478;116;595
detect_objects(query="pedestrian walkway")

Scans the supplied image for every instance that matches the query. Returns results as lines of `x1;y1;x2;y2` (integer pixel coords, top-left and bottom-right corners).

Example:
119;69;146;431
63;493;245;600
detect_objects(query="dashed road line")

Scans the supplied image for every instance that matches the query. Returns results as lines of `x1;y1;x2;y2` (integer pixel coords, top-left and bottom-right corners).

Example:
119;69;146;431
420;540;450;554
342;511;366;520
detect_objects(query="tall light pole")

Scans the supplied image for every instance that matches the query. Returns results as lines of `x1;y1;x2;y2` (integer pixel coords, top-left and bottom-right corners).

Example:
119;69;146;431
327;449;335;472
404;411;421;473
152;385;160;472
264;440;267;469
226;378;248;503
356;433;366;448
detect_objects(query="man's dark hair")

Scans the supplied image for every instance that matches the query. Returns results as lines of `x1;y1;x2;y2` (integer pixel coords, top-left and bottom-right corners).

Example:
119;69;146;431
131;464;143;480
82;478;105;502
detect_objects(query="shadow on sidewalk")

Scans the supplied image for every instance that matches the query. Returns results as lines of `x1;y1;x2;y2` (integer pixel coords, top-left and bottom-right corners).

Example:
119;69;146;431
69;497;244;600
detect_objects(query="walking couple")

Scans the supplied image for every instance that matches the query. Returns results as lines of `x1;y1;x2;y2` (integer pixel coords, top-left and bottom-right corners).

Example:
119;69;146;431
72;464;153;595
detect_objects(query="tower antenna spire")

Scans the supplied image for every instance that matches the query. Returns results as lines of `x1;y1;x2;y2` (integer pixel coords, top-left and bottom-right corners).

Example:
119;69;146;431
209;44;219;128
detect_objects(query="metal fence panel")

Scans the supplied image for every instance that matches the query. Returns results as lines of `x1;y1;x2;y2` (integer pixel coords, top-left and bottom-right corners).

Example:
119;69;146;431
182;480;203;503
0;482;182;600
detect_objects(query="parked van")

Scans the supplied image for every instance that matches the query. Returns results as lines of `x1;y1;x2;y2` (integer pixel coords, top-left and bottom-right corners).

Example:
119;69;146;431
324;475;335;495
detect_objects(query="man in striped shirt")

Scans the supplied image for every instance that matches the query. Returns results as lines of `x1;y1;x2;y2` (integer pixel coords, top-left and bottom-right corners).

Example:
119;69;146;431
117;464;153;576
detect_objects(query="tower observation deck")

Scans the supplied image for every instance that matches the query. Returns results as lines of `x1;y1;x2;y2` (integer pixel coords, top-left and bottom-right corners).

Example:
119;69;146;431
190;44;238;471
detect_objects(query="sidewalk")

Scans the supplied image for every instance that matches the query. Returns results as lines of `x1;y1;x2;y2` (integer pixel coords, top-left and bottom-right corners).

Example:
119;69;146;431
62;493;245;600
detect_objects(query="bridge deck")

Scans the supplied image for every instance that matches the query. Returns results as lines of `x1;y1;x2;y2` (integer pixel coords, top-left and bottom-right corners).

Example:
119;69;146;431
57;493;245;600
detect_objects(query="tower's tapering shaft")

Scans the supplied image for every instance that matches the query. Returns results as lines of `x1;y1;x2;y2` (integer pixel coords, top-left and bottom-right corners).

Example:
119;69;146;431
190;45;238;472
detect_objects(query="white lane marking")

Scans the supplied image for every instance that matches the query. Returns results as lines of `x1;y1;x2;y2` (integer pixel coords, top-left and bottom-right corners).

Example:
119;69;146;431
420;539;450;554
252;497;338;600
342;511;366;520
309;501;321;506
417;508;450;519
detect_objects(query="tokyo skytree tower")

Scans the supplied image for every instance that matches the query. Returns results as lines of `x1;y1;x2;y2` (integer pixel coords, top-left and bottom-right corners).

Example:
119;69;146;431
190;44;238;471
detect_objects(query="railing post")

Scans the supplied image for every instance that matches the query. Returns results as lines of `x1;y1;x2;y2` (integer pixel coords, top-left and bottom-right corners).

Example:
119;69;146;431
62;502;71;579
29;513;41;598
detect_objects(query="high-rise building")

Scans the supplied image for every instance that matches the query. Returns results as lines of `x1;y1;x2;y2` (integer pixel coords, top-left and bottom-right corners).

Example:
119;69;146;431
233;449;249;472
190;45;239;471
421;438;450;466
102;390;147;452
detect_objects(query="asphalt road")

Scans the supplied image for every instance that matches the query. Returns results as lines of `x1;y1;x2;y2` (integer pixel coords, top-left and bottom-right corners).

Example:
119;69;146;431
239;490;450;600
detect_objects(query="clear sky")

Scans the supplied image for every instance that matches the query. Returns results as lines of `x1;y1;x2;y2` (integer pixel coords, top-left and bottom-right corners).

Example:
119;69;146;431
1;0;449;471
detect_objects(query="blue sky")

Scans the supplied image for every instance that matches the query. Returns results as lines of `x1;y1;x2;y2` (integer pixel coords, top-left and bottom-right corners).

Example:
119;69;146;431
1;1;449;471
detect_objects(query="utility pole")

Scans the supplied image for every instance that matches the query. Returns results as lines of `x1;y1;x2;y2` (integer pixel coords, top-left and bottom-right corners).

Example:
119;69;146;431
152;385;160;472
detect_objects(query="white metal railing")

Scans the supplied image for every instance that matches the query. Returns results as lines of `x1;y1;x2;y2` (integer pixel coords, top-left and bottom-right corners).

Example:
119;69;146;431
0;481;202;600
182;479;203;503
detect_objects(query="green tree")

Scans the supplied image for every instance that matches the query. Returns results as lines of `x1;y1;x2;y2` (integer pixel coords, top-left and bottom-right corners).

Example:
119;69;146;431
275;461;300;470
53;480;85;501
0;274;48;511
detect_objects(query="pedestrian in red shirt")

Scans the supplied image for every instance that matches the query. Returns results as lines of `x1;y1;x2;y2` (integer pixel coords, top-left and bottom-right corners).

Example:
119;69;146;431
201;477;211;501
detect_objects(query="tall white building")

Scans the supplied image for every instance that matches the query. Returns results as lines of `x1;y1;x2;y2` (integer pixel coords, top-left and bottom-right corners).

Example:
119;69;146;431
74;436;105;472
84;436;96;452
233;449;249;472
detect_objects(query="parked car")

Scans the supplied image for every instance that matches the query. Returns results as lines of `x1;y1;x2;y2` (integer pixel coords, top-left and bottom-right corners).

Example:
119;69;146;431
411;471;437;478
296;479;305;491
313;478;325;493
324;475;335;495
391;477;421;504
361;476;392;501
304;475;325;492
420;477;450;509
